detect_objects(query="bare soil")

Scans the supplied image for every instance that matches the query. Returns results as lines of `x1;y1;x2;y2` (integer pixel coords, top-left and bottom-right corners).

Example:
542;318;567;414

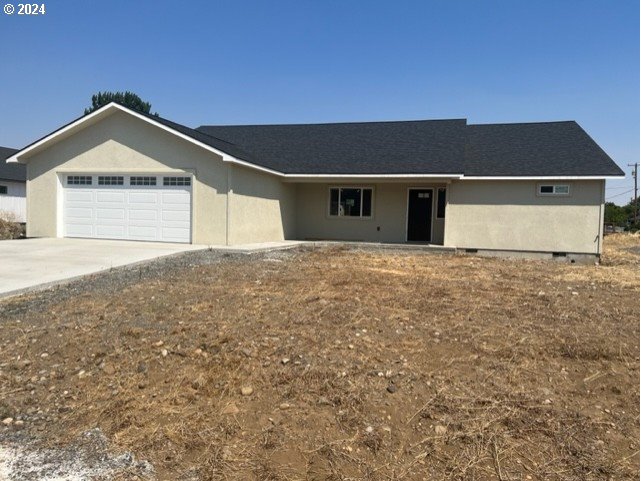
0;235;639;480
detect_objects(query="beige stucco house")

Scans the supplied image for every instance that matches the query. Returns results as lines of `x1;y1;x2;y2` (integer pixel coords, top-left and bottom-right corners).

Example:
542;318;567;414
6;103;624;261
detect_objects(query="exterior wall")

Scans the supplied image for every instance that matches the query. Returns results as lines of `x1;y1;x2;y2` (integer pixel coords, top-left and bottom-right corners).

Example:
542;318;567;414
294;182;447;243
0;180;26;222
444;179;604;254
228;164;296;244
24;110;230;244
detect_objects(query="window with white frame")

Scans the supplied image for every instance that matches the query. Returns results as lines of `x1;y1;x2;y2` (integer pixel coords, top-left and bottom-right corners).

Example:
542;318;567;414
130;176;157;186
98;176;124;186
163;176;191;186
538;184;570;196
67;175;92;185
329;187;373;218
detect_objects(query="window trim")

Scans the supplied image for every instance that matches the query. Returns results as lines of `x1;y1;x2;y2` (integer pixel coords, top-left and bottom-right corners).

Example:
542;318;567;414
537;183;571;196
327;186;374;219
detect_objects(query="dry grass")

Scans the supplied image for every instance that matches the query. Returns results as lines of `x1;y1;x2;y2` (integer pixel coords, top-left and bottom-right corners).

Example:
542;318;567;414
0;235;638;480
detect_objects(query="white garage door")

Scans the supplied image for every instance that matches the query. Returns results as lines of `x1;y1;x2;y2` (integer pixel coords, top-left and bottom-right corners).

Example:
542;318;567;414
63;174;192;243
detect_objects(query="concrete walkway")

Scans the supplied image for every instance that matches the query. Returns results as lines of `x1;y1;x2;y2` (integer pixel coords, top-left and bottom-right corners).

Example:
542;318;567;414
0;237;449;299
207;240;305;254
0;238;207;298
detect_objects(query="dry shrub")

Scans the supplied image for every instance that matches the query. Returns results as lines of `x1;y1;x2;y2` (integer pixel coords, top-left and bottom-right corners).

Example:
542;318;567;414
601;232;640;266
0;210;22;239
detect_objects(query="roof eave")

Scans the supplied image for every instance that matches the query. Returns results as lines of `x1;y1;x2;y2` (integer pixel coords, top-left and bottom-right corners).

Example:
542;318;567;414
461;175;625;180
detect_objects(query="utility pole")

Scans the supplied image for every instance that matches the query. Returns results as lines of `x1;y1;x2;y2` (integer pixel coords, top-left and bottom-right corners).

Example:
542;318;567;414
628;162;638;226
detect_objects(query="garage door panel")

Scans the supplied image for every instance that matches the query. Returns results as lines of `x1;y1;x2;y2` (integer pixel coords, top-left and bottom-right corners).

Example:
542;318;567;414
128;226;159;240
129;192;159;204
162;191;190;203
64;176;191;243
65;207;93;219
160;205;190;214
65;224;94;236
65;191;94;202
129;209;158;221
96;208;126;220
96;225;126;237
162;227;191;242
96;191;126;203
162;210;190;222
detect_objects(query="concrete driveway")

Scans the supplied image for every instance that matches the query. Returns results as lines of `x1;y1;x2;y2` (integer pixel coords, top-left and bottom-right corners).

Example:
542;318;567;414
0;238;207;298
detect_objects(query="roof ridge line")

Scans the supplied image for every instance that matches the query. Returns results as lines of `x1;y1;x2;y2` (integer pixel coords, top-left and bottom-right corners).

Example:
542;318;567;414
469;120;576;126
197;118;468;129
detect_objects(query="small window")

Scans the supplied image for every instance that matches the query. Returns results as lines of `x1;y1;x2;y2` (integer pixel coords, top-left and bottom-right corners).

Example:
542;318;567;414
130;176;157;186
163;176;191;186
0;185;7;195
66;175;92;185
98;176;124;186
437;188;446;218
328;187;373;218
538;184;570;196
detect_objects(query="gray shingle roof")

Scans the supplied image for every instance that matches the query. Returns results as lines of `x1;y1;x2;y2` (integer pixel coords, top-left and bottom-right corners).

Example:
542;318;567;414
0;146;25;182
197;120;468;175
6;103;625;178
195;119;623;177
465;121;624;177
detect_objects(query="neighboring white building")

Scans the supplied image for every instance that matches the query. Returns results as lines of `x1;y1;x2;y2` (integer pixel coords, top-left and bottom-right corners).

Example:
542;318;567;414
0;146;26;222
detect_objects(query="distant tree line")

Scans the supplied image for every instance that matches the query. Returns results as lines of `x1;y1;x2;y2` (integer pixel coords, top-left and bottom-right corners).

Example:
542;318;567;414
604;197;639;231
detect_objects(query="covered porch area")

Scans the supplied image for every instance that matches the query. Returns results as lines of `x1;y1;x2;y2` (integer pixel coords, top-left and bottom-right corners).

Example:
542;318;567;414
287;178;456;245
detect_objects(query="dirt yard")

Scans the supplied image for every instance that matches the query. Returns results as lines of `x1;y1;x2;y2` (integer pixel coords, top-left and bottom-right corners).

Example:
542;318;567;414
0;235;638;480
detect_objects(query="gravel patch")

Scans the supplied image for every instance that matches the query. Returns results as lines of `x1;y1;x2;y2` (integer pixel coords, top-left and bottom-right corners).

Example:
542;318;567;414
0;429;152;480
0;247;300;320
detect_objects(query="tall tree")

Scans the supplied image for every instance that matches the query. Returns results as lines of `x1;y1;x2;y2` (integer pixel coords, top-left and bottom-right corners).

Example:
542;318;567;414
84;91;158;116
605;198;641;231
604;202;627;226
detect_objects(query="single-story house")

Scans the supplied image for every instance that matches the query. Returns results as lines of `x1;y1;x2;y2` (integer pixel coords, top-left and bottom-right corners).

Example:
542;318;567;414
5;102;624;261
0;146;26;222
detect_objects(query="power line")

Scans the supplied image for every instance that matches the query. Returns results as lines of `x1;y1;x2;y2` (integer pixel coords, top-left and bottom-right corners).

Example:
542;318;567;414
606;185;633;190
606;189;634;200
628;162;639;224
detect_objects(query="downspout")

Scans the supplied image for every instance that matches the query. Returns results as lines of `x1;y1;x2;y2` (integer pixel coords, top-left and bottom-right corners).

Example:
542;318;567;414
596;179;605;256
226;164;232;246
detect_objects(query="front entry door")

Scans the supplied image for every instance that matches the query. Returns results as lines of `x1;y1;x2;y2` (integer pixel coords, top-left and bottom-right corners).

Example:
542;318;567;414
407;189;433;242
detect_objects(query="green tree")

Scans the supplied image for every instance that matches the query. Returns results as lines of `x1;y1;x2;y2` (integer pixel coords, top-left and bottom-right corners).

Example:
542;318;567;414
623;196;640;231
604;202;627;226
84;91;158;116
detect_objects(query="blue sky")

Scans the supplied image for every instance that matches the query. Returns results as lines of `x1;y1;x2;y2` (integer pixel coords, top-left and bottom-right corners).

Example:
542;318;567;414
0;0;638;202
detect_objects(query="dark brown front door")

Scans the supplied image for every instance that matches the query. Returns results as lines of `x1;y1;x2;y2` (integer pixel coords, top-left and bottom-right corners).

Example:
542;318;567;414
407;189;432;242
